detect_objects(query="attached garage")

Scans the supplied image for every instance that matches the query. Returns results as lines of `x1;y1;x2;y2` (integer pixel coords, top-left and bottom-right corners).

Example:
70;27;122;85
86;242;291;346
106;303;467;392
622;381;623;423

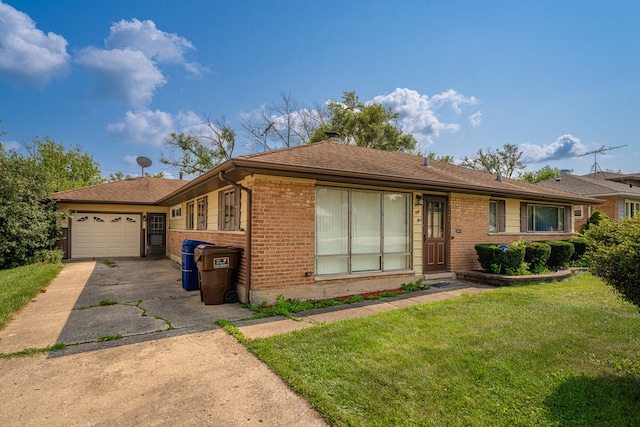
52;178;189;259
71;213;141;258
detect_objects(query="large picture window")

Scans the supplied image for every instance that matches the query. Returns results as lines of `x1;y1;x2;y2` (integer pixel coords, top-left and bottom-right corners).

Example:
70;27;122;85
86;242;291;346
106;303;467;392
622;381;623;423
315;187;411;275
523;203;567;232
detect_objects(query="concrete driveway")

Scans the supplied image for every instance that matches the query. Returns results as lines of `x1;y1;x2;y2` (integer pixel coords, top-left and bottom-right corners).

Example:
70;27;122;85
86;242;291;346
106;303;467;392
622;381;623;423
0;258;327;426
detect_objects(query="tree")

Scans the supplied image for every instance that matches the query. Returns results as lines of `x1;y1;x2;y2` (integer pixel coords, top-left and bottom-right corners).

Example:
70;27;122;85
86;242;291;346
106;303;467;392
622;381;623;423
0;145;64;269
108;171;165;181
241;92;328;151
161;115;235;176
26;137;103;193
460;143;525;178
520;166;564;183
309;91;417;153
585;216;640;309
427;152;455;164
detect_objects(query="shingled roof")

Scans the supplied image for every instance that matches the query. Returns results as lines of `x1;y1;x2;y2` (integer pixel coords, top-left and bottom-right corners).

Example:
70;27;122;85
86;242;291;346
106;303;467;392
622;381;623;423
538;174;640;198
160;141;599;205
52;178;189;204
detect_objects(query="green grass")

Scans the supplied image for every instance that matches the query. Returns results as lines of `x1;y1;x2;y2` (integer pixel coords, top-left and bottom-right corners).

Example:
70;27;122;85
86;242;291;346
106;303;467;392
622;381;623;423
0;263;63;330
247;273;640;426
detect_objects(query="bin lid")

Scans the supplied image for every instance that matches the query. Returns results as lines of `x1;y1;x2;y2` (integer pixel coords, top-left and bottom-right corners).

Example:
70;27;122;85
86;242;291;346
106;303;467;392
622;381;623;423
194;244;241;255
182;239;213;247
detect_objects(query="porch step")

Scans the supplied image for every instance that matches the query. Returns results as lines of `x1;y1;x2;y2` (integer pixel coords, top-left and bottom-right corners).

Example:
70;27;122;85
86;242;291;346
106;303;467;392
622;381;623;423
422;272;454;281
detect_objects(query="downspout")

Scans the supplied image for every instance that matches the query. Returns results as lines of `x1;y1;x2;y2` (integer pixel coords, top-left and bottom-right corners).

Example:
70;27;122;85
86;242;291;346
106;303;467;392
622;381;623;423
219;171;252;304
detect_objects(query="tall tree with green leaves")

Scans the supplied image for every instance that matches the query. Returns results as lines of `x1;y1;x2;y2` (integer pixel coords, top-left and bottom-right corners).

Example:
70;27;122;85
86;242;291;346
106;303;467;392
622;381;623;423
161;116;235;175
26;137;103;193
520;166;564;183
460;143;525;178
309;91;417;153
0;144;64;269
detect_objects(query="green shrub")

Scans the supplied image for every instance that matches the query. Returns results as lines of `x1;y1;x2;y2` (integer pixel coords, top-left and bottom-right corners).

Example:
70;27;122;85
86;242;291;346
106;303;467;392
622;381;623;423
525;241;551;274
475;244;504;273
579;210;609;234
568;237;588;260
585;216;640;309
502;242;526;275
538;240;575;269
474;242;525;275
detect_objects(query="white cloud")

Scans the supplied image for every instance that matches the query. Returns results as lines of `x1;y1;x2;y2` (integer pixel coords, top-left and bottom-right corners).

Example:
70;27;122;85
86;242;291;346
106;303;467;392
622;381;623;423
370;88;478;149
519;134;587;163
105;18;203;76
76;18;202;106
0;1;69;85
469;111;482;127
76;47;166;107
107;109;203;145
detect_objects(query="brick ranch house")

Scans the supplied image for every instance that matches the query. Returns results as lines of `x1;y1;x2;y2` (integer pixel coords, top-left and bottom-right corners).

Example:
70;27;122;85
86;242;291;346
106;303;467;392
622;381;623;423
53;141;599;304
538;172;640;230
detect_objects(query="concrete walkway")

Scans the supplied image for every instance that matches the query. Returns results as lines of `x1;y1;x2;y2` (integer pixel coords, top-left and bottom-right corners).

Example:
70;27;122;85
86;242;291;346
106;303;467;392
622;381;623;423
0;259;494;426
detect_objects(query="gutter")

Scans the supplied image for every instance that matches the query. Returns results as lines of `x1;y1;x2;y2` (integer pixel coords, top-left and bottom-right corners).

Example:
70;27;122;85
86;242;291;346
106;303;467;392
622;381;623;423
219;171;253;304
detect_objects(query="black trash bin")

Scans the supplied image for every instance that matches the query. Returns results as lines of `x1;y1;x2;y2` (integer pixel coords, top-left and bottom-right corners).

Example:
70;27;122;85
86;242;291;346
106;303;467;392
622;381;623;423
194;244;242;305
181;240;212;291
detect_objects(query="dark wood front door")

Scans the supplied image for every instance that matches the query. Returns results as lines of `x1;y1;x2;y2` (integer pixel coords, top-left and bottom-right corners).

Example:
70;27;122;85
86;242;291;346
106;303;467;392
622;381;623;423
147;213;166;256
423;196;448;272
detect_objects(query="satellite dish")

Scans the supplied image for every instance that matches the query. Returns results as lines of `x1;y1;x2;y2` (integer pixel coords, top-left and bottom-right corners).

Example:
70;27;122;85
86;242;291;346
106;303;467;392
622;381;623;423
136;156;152;176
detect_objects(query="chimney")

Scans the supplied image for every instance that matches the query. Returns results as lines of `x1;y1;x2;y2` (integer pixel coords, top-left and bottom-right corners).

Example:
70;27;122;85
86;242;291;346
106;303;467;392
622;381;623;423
560;169;571;177
324;131;341;142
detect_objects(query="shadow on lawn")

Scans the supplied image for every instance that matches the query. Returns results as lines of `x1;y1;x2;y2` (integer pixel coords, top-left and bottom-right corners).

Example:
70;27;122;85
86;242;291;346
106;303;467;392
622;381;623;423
544;373;640;425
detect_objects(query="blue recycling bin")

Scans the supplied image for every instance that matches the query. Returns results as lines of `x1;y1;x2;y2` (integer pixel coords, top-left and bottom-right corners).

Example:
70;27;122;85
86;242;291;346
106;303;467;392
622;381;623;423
181;240;212;291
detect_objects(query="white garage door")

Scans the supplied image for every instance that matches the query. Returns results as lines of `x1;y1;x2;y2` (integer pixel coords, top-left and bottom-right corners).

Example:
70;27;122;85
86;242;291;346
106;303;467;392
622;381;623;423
71;213;141;258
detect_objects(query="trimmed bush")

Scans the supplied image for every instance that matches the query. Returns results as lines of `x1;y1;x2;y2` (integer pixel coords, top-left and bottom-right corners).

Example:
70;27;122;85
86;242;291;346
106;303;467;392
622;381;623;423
475;244;504;274
525;241;551;274
568;237;588;260
474;242;525;275
585;216;640;309
538;240;574;269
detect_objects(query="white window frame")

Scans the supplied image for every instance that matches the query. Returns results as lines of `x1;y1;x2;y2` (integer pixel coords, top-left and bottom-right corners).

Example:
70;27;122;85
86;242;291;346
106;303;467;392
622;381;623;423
525;203;567;232
626;200;640;218
315;187;412;276
170;205;182;220
574;205;584;219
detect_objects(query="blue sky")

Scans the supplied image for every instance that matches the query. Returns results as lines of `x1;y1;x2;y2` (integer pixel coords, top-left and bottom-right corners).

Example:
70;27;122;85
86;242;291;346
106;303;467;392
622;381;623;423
1;0;638;179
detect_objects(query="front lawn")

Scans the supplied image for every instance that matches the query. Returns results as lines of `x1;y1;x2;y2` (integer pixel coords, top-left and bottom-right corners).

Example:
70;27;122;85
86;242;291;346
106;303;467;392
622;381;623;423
0;263;63;330
247;273;640;426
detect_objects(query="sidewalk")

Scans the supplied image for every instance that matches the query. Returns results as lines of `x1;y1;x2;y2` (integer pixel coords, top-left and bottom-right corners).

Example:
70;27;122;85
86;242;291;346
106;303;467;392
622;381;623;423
237;282;495;340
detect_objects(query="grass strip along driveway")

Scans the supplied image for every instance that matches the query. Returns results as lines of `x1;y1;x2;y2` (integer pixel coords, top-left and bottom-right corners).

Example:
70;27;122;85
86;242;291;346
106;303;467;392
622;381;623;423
246;273;640;426
0;263;63;330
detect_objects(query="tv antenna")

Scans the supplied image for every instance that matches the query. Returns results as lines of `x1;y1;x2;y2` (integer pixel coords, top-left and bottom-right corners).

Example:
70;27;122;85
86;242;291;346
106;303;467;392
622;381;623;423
136;156;152;177
577;144;627;178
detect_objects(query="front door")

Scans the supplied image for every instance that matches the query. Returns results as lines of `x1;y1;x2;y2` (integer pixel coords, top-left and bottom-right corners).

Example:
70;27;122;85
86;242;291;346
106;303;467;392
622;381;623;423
423;196;448;272
147;213;166;256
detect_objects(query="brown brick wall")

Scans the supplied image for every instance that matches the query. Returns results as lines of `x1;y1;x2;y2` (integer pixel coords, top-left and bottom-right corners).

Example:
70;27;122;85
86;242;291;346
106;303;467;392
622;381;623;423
249;176;316;291
448;193;576;271
574;198;619;231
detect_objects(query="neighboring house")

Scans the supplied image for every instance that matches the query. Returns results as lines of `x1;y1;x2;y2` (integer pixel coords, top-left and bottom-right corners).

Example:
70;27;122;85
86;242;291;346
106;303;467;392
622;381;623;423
53;141;598;304
538;172;640;230
52;178;188;258
584;171;640;187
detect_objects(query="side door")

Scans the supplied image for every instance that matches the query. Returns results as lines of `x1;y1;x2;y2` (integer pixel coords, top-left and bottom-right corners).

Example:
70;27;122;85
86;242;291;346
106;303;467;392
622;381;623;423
146;213;166;256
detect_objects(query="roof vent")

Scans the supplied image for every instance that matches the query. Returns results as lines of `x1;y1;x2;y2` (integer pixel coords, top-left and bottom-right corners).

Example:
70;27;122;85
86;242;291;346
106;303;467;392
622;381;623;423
424;157;429;167
324;131;341;142
496;174;503;182
555;177;562;181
